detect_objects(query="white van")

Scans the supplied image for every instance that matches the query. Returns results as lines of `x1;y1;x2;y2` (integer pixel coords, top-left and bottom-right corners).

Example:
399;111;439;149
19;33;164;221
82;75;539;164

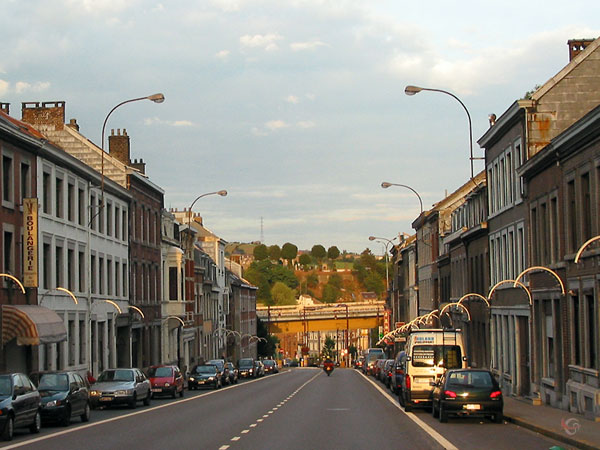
398;329;467;411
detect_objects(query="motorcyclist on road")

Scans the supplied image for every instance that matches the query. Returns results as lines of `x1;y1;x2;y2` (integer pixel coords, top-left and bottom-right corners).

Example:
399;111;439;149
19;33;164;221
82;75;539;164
323;358;334;375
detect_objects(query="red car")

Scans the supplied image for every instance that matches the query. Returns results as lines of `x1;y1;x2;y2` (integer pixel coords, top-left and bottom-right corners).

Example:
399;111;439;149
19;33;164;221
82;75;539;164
147;365;184;399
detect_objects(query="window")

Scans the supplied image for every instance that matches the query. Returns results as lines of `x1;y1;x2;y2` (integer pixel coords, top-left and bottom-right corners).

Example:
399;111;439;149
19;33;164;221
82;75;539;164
91;254;97;294
99;257;104;295
567;179;577;253
122;209;128;242
107;259;112;296
550;196;559;263
3;230;13;274
114;206;120;240
55;244;64;288
581;172;592;241
43;243;51;289
540;202;548;265
545;306;554;377
530;206;538;264
67;248;74;291
67;182;75;222
78;187;85;226
107;203;113;237
572;293;580;366
2;155;13;204
169;267;178;300
122;263;128;297
55;177;64;218
585;293;596;369
90;193;96;230
20;162;30;203
78;250;85;293
115;261;121;297
42;172;51;214
98;197;104;234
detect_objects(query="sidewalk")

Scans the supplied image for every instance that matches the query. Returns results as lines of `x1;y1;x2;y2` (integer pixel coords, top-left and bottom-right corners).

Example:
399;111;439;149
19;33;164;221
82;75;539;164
503;396;600;449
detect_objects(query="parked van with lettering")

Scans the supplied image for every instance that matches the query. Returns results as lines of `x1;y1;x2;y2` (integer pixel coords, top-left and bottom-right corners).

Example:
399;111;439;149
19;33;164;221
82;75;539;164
398;329;466;411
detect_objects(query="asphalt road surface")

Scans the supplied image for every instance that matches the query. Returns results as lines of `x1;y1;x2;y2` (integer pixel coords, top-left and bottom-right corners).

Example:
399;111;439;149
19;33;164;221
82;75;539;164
0;368;572;450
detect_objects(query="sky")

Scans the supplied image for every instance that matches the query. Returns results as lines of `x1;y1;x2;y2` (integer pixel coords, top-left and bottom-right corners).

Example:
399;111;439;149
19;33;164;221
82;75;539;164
1;0;598;254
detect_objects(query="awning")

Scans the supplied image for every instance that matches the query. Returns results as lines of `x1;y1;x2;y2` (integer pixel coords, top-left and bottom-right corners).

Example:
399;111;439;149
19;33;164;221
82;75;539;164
2;305;67;346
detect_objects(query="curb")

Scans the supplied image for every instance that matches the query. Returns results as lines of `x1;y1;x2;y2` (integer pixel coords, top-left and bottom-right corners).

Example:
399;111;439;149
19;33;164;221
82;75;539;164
503;413;599;450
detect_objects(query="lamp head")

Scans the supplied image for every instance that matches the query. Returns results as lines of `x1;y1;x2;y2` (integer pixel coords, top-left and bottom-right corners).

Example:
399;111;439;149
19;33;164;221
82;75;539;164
368;236;376;241
404;85;422;96
147;93;165;103
217;190;228;197
381;182;392;189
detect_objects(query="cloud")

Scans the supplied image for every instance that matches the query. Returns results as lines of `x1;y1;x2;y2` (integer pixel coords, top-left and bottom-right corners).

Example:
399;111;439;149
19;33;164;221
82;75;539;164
265;120;289;130
240;33;283;51
290;40;327;51
0;80;8;96
14;81;50;94
143;117;195;127
285;95;299;104
252;119;317;135
296;120;315;128
215;50;230;60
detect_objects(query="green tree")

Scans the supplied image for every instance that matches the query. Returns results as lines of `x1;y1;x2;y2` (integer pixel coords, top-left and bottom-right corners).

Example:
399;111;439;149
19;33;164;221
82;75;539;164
298;253;312;269
327;246;340;260
311;244;327;263
268;244;281;261
322;284;340;303
348;345;358;360
328;274;342;289
253;244;268;260
321;336;335;359
271;281;296;305
281;242;298;267
306;272;319;288
257;317;279;358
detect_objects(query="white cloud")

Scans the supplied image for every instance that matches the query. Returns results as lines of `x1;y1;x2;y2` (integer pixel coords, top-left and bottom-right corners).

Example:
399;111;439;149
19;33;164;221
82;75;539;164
215;50;230;59
290;40;327;51
296;120;315;128
151;3;164;12
265;120;289;131
0;80;9;96
240;33;283;51
14;81;50;94
144;117;195;127
285;95;299;104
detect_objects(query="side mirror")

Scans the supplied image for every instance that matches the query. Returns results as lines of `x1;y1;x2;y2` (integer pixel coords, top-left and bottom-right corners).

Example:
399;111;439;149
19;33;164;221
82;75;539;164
13;386;25;397
406;356;411;361
462;356;468;361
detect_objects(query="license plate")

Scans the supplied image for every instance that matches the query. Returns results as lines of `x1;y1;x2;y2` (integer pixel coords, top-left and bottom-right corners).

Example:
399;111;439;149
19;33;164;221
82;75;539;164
464;404;481;410
198;381;205;384
151;389;162;393
100;397;112;402
415;377;432;385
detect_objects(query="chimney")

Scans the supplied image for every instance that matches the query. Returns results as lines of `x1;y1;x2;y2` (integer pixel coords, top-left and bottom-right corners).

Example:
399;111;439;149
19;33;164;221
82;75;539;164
0;103;9;115
568;39;595;61
66;118;79;132
131;158;146;174
21;101;66;130
108;128;131;165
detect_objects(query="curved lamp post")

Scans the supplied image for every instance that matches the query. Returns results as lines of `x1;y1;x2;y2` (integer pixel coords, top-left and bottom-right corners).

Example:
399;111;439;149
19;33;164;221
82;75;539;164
381;182;424;215
100;93;165;196
186;190;228;251
514;266;565;296
368;236;397;293
404;85;481;179
129;305;145;319
39;287;79;305
162;315;185;368
574;235;600;263
0;273;25;294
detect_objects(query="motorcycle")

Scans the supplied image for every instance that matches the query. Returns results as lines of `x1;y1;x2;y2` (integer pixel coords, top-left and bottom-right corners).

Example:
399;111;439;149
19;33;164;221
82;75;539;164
324;361;334;376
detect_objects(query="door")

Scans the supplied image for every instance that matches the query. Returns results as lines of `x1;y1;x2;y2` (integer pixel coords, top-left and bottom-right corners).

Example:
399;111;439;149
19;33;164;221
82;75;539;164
517;316;530;396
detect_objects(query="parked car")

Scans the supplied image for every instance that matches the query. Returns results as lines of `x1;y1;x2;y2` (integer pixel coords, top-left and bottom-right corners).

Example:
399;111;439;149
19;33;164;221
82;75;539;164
238;358;256;378
207;360;227;384
431;369;503;423
254;360;265;377
0;373;41;440
383;359;395;388
391;351;407;395
225;362;238;385
354;356;365;370
373;359;386;379
262;359;278;374
188;365;222;390
89;368;151;409
34;371;90;426
147;365;184;399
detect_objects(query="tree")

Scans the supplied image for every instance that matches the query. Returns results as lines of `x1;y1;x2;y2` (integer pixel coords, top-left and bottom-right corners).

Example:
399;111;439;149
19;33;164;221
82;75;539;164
268;244;281;261
281;242;298;267
348;345;358;360
257;317;279;358
306;272;319;288
253;244;268;260
311;244;326;263
298;253;312;269
271;281;296;305
322;284;340;303
321;336;335;359
327;246;340;260
328;274;342;289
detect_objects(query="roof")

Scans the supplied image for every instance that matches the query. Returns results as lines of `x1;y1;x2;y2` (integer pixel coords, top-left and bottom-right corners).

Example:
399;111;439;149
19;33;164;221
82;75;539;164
0;109;45;140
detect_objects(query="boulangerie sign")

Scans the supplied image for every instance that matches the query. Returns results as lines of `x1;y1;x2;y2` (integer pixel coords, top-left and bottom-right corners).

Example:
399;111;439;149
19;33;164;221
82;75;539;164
23;198;38;287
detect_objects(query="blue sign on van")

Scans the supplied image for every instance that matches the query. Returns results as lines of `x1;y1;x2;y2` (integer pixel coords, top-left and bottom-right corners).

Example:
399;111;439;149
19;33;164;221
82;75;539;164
415;336;434;343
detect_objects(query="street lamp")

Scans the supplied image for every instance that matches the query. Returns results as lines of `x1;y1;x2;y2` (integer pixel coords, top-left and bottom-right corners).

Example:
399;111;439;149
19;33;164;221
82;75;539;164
404;85;481;180
335;303;350;366
100;93;165;197
368;236;397;293
186;190;228;251
380;182;423;215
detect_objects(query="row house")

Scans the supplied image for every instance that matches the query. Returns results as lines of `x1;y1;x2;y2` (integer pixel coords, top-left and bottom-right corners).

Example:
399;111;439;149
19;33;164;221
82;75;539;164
226;264;258;363
478;38;600;404
0;106;131;375
20;102;164;372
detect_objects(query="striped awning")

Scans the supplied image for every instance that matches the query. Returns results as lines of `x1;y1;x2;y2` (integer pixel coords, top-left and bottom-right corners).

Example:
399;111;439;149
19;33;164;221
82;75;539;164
2;305;67;346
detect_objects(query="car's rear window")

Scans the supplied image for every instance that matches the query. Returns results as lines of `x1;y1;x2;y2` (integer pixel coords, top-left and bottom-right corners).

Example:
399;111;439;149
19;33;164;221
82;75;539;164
239;359;253;368
412;345;462;369
98;370;134;382
193;365;216;374
448;371;493;388
38;373;69;391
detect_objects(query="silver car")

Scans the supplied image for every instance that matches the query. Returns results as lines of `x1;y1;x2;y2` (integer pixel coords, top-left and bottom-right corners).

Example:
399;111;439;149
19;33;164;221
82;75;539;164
89;369;151;409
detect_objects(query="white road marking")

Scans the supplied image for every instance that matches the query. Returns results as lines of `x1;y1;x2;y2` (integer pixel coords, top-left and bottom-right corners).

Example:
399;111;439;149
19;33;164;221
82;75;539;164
241;430;249;434
257;419;263;422
231;436;240;441
360;372;458;450
249;424;257;428
262;414;269;418
327;408;350;411
219;446;230;450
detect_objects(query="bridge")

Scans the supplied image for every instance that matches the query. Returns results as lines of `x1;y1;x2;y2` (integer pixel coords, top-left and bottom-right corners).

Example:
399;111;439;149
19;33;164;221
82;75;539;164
256;301;387;334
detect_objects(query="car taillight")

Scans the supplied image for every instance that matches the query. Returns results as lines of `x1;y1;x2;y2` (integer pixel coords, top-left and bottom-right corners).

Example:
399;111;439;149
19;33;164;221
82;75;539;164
490;390;502;399
444;390;457;399
405;376;411;389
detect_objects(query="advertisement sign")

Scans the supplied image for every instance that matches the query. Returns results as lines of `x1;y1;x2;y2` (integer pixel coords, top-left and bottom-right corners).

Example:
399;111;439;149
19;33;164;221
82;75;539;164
23;198;38;287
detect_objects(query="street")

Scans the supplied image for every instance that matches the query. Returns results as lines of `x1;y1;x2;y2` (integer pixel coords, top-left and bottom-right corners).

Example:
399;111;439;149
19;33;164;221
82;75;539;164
1;368;573;450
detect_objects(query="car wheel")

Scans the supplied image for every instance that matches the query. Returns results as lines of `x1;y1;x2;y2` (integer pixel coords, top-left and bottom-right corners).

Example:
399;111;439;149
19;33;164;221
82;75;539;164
432;401;439;418
494;412;503;423
213;382;218;390
81;403;91;422
30;410;41;434
439;404;448;423
143;391;151;406
2;415;14;441
179;387;184;398
129;393;137;409
171;388;177;399
60;406;71;427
